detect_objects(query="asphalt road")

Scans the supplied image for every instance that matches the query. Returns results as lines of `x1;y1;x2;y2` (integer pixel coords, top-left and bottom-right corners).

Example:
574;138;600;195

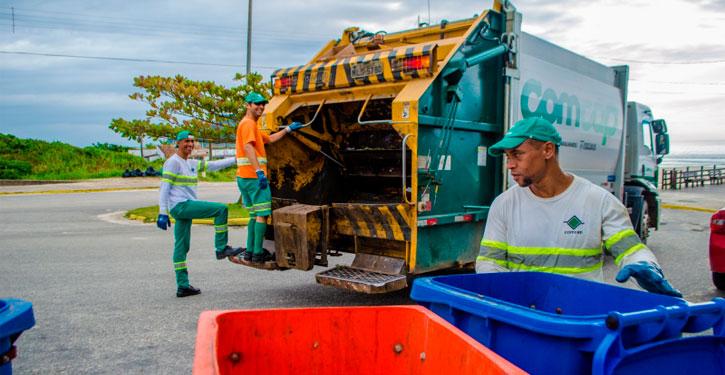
1;184;723;373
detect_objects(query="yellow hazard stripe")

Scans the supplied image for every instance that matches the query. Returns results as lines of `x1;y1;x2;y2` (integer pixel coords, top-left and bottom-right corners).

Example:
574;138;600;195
272;43;437;94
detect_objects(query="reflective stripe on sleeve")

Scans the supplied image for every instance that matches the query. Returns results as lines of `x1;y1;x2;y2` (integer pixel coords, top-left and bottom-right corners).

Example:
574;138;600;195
605;229;646;265
236;157;268;166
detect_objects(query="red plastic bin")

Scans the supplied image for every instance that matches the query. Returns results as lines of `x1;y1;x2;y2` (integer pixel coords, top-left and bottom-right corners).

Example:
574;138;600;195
193;305;524;374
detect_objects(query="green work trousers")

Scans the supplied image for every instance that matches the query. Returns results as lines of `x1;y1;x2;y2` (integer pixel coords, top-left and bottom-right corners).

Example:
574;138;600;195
169;200;229;288
237;177;272;255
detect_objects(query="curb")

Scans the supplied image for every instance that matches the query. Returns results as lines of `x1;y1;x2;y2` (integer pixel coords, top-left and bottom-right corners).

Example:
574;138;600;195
126;213;249;226
0;187;157;196
661;203;717;214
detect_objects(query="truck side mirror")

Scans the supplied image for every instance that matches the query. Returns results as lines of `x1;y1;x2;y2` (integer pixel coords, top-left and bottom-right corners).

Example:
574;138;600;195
651;119;667;134
655;133;669;156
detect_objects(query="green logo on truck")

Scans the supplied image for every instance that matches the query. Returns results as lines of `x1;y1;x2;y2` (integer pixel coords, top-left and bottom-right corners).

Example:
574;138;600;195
521;79;618;145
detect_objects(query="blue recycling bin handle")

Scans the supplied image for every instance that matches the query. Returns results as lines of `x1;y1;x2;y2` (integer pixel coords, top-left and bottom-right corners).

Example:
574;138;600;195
592;298;725;375
0;299;36;375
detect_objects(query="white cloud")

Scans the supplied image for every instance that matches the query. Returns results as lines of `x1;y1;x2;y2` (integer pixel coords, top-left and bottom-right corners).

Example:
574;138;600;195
1;0;724;146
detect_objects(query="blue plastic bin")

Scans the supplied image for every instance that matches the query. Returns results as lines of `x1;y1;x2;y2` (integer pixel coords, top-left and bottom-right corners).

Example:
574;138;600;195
0;299;35;375
411;272;725;375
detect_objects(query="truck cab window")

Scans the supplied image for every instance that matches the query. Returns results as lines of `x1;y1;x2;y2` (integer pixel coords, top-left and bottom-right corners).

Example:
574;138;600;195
642;120;654;155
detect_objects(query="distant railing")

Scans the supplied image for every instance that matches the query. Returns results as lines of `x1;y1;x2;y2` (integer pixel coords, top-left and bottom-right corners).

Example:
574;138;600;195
661;165;725;190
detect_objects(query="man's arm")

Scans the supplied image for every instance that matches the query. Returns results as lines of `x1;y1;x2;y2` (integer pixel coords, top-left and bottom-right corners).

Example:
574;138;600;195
267;122;303;144
601;194;681;297
243;143;262;171
202;157;236;172
157;159;178;230
158;159;178;215
476;197;510;273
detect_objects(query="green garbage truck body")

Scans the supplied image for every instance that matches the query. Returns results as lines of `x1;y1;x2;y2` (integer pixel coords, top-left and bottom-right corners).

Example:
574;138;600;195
247;1;668;293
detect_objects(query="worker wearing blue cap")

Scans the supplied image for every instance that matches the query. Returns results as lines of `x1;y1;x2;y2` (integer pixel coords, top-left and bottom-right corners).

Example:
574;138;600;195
477;117;682;297
157;130;243;297
235;92;302;263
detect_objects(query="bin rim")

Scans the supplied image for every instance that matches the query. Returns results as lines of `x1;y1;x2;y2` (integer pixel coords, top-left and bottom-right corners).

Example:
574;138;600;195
192;305;526;375
0;298;35;338
411;274;687;339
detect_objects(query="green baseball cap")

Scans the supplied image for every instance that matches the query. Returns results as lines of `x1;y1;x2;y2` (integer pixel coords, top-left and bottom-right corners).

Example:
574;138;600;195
244;92;268;104
488;117;562;156
176;130;194;142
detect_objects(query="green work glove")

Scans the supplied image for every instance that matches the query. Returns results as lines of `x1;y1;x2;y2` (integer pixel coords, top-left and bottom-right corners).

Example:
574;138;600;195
616;261;682;297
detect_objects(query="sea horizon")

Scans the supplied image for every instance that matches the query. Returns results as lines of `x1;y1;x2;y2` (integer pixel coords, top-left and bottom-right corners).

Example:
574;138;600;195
661;141;725;168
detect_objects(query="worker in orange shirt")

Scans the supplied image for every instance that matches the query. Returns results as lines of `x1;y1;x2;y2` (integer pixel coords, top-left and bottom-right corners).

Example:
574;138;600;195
236;92;302;263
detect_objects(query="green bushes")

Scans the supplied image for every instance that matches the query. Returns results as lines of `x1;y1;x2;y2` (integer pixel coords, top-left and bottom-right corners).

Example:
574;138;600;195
0;133;158;180
0;133;236;181
0;158;32;179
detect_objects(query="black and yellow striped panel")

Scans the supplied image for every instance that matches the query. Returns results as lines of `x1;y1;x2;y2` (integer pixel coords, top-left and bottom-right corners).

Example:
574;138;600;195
272;43;438;95
332;203;411;242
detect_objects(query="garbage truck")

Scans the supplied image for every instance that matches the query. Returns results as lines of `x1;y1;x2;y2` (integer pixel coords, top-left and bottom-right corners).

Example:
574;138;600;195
234;0;671;293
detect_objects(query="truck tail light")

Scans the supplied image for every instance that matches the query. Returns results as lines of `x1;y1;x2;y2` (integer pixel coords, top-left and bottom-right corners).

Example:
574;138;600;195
712;210;725;234
392;55;431;74
274;76;292;92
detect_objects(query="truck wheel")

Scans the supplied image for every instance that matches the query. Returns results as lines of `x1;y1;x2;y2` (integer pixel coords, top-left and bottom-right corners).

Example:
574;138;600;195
713;272;725;290
639;201;650;244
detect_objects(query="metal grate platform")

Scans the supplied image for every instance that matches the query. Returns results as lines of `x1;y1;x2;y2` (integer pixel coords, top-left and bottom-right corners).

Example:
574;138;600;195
316;266;407;294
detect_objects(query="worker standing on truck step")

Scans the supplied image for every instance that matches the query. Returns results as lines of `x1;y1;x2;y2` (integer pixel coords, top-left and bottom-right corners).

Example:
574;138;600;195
157;130;243;298
236;92;302;263
476;117;682;297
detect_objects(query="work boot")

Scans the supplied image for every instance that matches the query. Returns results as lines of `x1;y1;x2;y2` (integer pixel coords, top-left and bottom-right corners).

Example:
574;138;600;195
252;250;274;264
243;249;253;262
216;245;243;260
176;285;201;298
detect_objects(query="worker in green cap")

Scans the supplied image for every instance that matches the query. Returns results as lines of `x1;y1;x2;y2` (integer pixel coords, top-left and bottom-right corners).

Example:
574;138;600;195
157;130;243;297
476;117;682;297
235;92;302;263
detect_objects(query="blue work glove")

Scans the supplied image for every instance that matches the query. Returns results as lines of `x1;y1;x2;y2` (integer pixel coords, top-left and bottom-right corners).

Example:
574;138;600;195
616;261;682;297
156;214;170;230
285;121;303;133
256;170;268;190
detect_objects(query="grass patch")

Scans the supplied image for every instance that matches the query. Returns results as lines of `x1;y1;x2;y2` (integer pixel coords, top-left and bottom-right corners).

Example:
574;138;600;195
126;202;250;224
201;168;236;182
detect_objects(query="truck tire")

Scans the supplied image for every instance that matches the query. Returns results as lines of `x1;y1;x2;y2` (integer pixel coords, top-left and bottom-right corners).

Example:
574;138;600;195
713;272;725;290
639;200;649;244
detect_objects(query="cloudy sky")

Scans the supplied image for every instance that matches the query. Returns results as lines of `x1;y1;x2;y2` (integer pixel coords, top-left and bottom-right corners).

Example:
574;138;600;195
1;0;724;148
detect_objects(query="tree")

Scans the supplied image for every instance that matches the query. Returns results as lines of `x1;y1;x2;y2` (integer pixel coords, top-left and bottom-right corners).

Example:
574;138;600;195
110;72;271;157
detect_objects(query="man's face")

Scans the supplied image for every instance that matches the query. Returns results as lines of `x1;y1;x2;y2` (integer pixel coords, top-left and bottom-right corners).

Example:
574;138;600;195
177;138;195;157
503;140;550;187
247;102;265;118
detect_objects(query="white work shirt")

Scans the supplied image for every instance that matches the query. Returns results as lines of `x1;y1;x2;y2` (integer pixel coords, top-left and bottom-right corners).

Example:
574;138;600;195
477;174;657;280
158;154;236;214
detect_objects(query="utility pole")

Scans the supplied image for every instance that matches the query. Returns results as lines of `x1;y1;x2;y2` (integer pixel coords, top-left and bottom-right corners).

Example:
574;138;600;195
246;0;252;77
11;6;15;33
427;0;431;25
